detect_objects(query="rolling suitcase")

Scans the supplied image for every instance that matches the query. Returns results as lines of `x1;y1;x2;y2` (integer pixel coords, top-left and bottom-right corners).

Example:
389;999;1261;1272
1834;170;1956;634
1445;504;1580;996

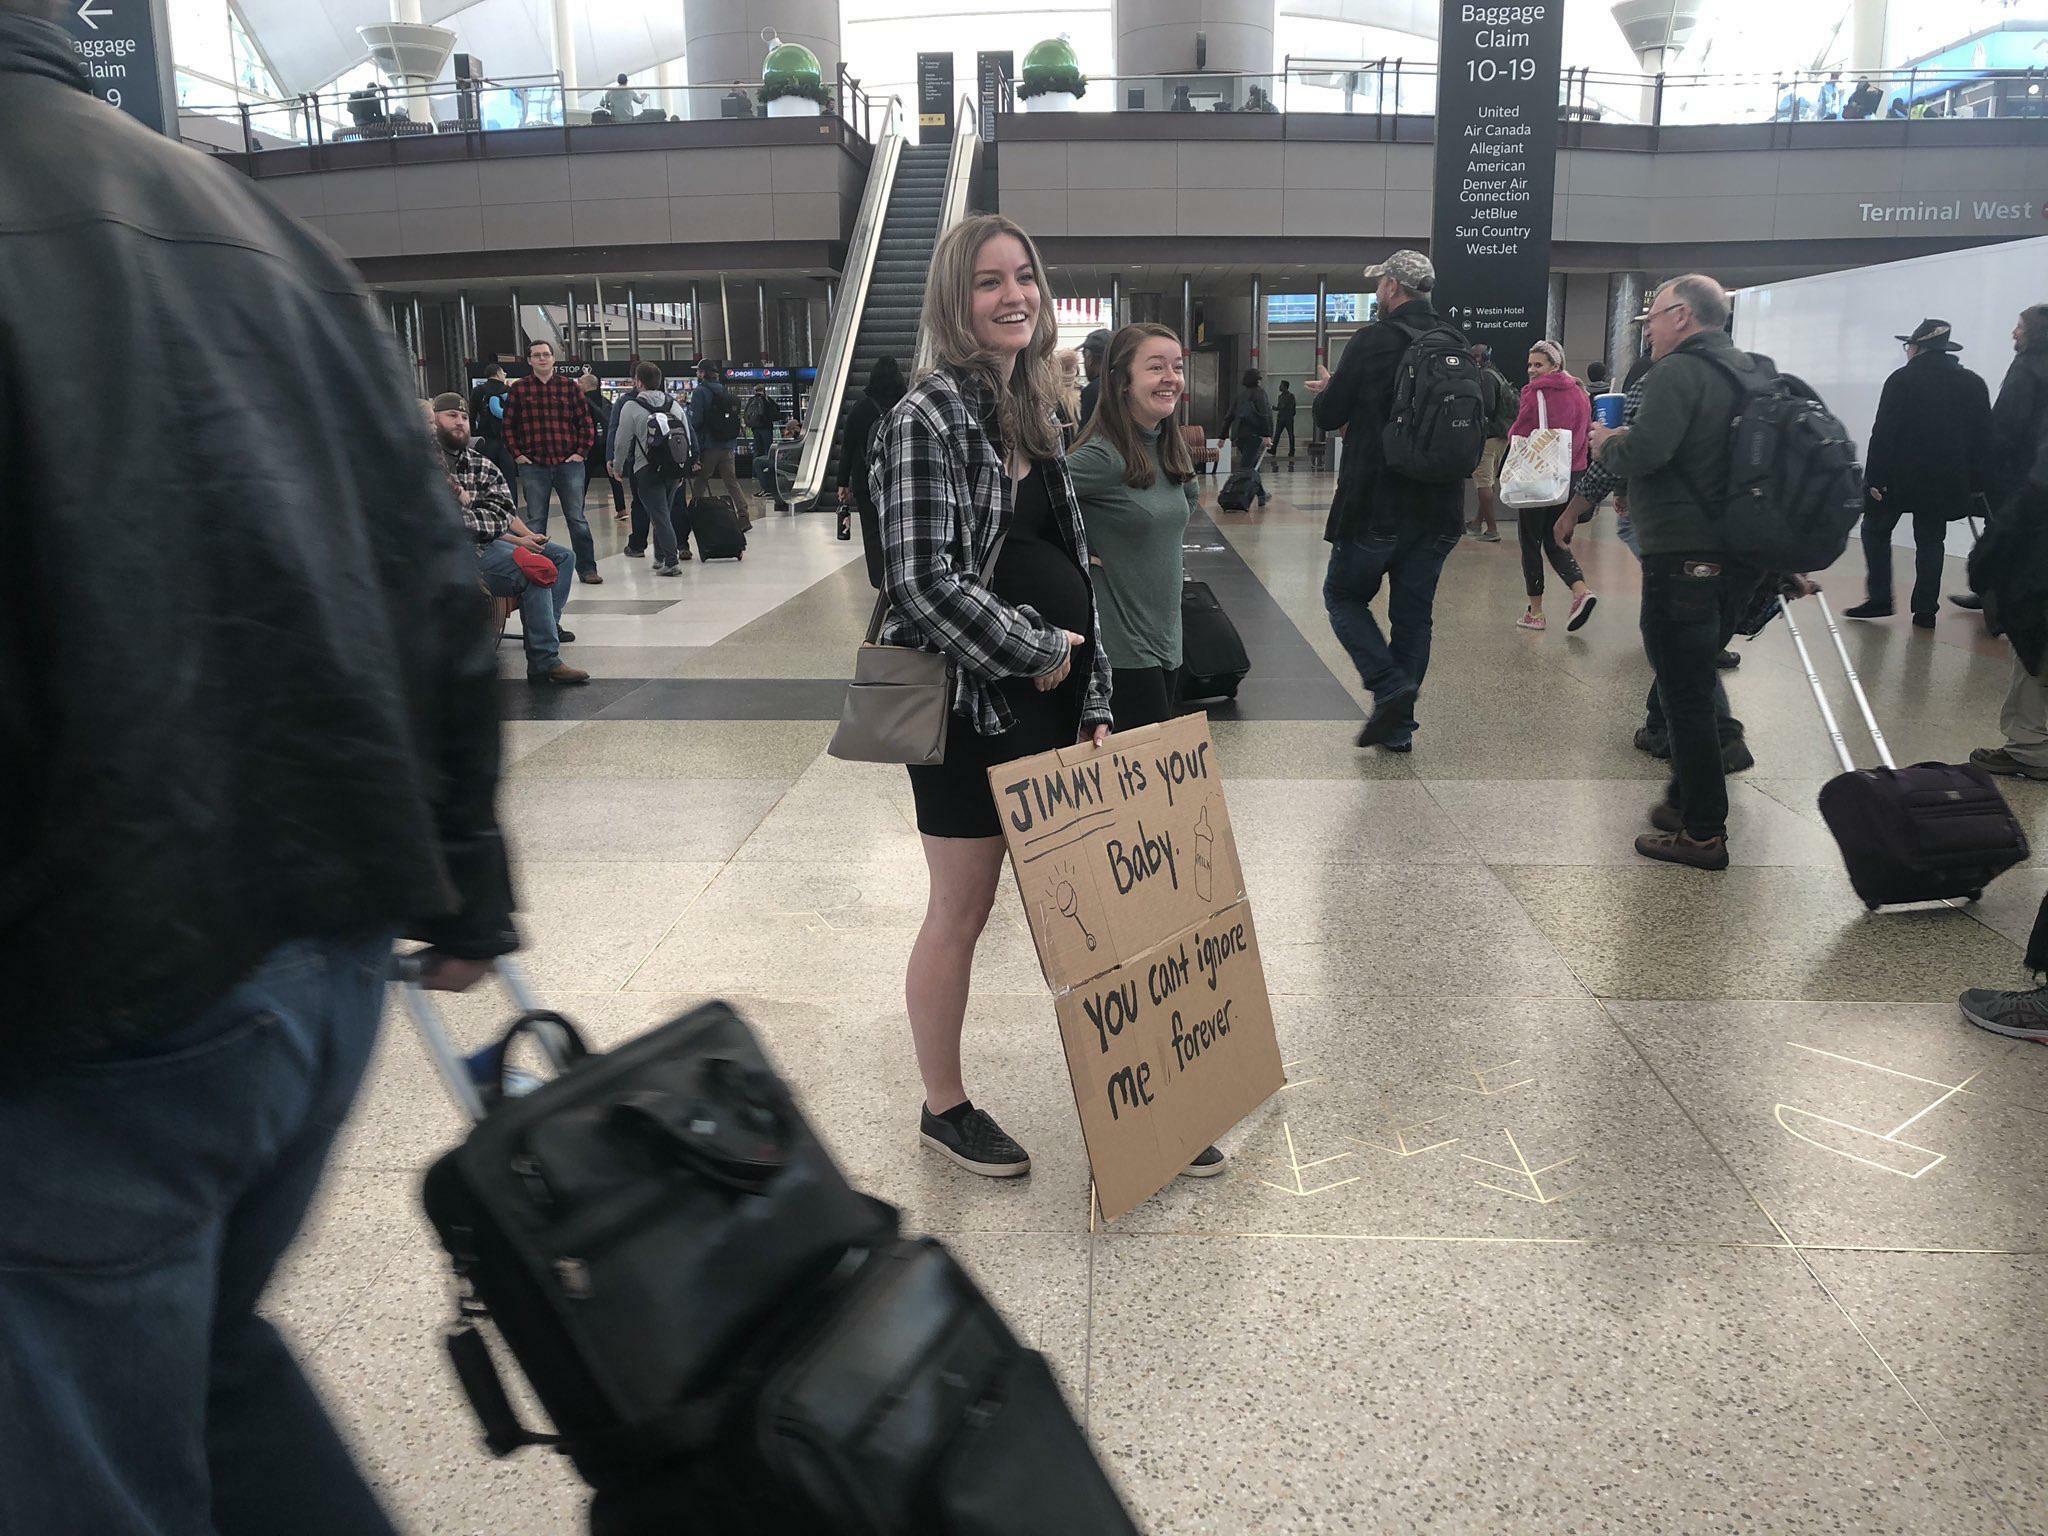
1217;462;1260;513
1177;578;1251;703
399;964;892;1488
692;494;749;560
1783;593;2028;910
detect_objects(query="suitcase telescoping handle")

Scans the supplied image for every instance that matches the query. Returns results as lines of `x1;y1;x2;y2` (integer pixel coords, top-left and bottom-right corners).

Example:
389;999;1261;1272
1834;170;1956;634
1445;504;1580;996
1779;591;1897;776
391;952;576;1123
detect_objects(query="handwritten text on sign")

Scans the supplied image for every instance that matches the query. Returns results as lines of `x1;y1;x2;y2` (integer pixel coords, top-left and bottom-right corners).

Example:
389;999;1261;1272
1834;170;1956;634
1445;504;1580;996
1053;901;1282;1221
994;714;1245;993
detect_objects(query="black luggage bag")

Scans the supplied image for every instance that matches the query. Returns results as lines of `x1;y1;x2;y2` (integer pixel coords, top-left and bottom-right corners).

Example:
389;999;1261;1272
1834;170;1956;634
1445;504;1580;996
1783;594;2028;908
593;1239;1141;1536
692;493;749;560
411;989;892;1485
1217;464;1259;513
1177;578;1251;703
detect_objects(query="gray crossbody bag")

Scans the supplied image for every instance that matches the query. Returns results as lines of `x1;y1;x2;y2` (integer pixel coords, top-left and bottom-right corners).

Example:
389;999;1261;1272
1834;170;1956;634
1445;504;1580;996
828;531;1009;766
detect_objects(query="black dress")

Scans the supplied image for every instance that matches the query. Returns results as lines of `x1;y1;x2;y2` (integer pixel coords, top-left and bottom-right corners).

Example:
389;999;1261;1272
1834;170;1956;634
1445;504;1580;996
908;465;1094;839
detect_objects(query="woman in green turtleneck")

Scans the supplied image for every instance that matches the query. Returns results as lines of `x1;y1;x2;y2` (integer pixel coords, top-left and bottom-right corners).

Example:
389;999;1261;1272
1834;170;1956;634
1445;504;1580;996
1067;323;1203;728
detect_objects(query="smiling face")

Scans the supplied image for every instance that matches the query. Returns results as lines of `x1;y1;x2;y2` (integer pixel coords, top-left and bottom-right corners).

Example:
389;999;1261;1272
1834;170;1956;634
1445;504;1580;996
527;341;555;380
1527;349;1557;379
1122;334;1185;428
969;232;1040;365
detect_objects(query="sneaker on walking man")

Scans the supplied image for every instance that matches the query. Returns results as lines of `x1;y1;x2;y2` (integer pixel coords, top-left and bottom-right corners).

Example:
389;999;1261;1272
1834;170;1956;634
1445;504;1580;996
503;339;600;581
1309;249;1470;753
1844;319;1993;629
1;11;521;1527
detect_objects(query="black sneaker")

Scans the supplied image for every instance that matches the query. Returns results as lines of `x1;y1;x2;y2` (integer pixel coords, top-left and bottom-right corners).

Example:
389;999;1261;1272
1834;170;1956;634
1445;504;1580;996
1357;688;1419;749
1958;983;2048;1041
1912;612;1937;630
623;545;647;559
1843;600;1894;620
1950;592;1984;612
1179;1144;1228;1178
557;628;576;643
1714;650;1741;670
920;1103;1031;1178
1722;738;1755;774
1633;727;1670;760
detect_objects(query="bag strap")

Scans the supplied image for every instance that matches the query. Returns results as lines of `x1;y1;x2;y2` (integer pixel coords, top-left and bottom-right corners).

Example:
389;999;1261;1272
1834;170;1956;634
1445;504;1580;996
446;1324;562;1457
1660;344;1768;524
1536;391;1548;433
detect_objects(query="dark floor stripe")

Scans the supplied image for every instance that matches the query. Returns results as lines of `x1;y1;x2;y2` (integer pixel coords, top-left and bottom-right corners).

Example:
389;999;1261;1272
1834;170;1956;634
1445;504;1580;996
1184;509;1364;721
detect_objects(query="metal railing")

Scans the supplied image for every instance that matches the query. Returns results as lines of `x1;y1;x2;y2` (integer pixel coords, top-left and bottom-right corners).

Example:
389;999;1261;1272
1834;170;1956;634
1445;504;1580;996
185;69;892;155
788;93;905;506
984;58;2048;129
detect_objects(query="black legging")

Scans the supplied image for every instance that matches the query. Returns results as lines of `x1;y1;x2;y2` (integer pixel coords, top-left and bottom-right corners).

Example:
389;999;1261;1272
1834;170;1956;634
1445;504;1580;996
1518;501;1584;599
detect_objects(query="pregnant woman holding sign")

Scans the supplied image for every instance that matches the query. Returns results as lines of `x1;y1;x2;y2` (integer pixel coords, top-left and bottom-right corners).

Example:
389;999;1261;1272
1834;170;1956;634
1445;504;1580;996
870;214;1110;1179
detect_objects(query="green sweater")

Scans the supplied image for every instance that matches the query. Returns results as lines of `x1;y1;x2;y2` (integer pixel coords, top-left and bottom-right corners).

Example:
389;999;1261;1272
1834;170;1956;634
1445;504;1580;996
1597;328;1767;557
1068;427;1199;670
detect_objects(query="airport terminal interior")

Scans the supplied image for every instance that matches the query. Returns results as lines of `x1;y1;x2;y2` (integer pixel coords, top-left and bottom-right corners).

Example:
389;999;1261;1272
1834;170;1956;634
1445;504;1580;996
16;0;2048;1531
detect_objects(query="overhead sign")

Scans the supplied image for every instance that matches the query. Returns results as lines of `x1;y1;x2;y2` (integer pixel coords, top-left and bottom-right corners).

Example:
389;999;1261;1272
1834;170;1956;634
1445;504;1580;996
916;51;954;145
977;50;1013;144
990;715;1284;1221
1428;0;1566;380
59;0;177;139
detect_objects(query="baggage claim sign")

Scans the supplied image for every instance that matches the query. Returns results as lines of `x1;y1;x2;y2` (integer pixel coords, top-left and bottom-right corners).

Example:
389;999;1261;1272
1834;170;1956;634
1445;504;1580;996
1429;1;1565;380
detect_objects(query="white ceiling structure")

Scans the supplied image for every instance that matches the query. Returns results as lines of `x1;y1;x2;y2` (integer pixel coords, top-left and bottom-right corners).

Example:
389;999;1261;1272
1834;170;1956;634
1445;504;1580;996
236;0;688;97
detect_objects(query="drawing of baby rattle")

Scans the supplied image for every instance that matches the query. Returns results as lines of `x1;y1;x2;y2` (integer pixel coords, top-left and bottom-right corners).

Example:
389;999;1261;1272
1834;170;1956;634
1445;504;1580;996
1046;867;1097;951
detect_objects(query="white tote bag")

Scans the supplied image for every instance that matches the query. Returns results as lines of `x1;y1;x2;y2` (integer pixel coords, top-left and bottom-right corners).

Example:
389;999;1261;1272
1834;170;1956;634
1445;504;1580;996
1498;392;1573;508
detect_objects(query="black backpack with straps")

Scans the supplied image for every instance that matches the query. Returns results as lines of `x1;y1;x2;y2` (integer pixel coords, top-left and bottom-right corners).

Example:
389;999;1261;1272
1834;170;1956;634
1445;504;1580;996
1380;319;1489;483
1674;348;1864;574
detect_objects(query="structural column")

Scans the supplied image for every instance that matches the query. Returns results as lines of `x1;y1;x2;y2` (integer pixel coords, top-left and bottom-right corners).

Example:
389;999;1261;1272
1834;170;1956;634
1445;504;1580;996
758;282;770;363
625;283;640;358
1312;274;1328;444
456;290;475;365
688;281;702;360
683;0;840;120
1606;272;1645;381
1248;272;1263;376
549;0;578;107
1545;273;1566;342
510;287;525;353
1110;273;1123;333
1112;0;1274;79
409;294;427;392
1851;0;1890;73
564;285;578;357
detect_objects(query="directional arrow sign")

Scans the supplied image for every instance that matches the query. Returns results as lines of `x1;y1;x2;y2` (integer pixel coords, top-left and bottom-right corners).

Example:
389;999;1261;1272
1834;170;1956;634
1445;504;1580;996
60;0;177;138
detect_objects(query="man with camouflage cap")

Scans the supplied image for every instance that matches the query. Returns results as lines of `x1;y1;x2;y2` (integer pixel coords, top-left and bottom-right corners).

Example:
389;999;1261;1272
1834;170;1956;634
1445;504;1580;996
1309;249;1471;753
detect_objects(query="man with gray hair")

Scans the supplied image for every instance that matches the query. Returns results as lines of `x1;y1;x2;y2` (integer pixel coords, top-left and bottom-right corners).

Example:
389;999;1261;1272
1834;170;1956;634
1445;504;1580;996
1588;273;1778;870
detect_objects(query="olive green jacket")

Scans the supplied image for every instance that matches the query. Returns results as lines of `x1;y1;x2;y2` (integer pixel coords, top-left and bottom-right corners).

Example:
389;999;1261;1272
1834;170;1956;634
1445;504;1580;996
1596;328;1769;557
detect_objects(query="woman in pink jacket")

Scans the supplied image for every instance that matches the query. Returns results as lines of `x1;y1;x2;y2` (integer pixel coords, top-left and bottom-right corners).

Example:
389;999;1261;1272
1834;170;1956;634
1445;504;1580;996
1509;340;1597;631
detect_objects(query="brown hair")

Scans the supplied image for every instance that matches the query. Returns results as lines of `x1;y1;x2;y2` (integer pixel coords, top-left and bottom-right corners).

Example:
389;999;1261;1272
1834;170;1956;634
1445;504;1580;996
1073;323;1195;490
915;213;1064;462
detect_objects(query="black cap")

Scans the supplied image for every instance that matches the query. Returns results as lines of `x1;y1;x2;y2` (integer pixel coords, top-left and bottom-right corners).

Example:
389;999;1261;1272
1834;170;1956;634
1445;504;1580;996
1895;318;1962;351
1082;328;1110;354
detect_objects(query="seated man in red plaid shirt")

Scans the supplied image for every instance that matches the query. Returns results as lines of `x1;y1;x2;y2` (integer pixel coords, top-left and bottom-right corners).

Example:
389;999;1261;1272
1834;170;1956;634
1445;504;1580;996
431;394;588;685
503;339;600;582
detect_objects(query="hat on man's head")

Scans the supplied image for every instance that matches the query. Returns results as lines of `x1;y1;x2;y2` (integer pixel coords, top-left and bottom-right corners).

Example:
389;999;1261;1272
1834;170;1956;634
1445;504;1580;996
1895;318;1962;351
1362;249;1435;293
1081;328;1111;354
430;391;467;414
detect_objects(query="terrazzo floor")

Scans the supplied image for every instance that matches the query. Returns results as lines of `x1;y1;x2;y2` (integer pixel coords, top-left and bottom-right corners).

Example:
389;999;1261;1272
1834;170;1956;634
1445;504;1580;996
273;465;2048;1535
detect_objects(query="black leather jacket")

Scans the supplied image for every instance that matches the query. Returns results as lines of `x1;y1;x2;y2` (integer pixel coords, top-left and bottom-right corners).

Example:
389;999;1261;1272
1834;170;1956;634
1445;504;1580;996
0;19;517;1066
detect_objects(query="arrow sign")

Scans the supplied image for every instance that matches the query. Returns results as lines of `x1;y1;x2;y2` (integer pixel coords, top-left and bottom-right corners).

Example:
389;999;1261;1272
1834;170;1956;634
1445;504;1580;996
78;0;111;28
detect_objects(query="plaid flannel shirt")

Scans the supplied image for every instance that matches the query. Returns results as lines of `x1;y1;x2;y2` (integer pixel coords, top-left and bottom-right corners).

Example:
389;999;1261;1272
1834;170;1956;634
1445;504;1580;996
870;364;1113;735
443;442;517;544
1577;374;1650;507
503;371;596;465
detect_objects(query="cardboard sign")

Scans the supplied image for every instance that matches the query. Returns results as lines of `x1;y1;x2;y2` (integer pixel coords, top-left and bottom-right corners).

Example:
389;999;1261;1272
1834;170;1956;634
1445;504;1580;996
1053;901;1282;1220
990;715;1283;1221
991;715;1246;994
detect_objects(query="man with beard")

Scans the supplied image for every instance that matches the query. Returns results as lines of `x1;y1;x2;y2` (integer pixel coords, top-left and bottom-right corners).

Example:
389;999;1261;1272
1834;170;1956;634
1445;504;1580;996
433;393;588;685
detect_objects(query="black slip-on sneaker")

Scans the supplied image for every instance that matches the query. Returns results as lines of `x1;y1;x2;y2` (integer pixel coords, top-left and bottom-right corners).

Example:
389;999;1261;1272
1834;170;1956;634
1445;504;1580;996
1179;1144;1229;1178
1357;689;1419;749
920;1104;1031;1178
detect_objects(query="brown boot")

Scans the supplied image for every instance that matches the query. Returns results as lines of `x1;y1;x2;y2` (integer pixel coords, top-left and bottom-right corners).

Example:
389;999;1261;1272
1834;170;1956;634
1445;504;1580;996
1634;829;1729;870
528;663;590;686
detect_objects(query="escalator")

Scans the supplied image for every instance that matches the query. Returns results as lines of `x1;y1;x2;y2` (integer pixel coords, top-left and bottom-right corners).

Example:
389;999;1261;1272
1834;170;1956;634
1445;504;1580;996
789;99;983;507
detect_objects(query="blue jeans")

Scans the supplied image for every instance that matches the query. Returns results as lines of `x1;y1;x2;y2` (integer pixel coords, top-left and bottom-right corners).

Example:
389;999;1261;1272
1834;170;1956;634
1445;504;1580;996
517;460;594;575
0;936;398;1536
1324;521;1462;735
478;537;574;673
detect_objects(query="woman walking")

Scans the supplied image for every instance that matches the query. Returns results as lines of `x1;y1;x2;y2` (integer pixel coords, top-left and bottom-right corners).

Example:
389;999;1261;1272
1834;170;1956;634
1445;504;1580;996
1068;323;1202;730
1228;368;1275;507
835;355;905;580
1510;340;1597;631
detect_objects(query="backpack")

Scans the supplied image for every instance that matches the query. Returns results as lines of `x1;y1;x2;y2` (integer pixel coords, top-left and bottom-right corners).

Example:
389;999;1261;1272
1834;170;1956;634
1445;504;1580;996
699;383;741;442
1674;349;1864;574
1380;322;1489;483
641;395;692;480
1483;368;1519;439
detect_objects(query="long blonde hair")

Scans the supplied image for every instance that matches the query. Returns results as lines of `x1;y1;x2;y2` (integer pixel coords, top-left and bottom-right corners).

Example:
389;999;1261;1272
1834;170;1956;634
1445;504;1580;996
1073;323;1195;490
916;212;1065;461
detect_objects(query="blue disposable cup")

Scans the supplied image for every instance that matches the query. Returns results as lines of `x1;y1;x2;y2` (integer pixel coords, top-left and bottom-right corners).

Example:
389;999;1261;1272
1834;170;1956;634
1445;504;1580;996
1593;392;1626;428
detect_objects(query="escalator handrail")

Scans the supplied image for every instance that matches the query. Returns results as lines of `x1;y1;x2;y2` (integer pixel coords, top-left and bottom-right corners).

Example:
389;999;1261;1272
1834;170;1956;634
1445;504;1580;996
915;94;984;378
791;103;905;504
